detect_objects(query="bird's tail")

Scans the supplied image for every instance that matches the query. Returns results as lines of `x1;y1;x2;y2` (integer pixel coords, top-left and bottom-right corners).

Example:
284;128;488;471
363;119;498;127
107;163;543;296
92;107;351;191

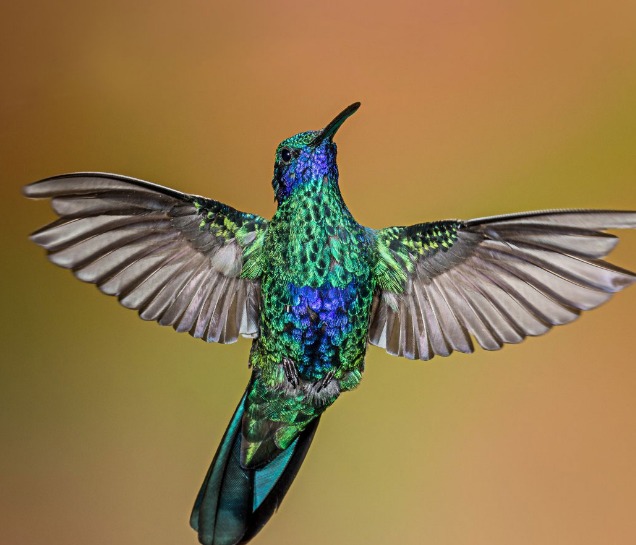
190;381;320;545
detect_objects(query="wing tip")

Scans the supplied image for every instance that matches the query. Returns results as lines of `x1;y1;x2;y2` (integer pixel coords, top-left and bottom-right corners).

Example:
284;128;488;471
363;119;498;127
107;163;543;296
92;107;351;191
22;172;109;198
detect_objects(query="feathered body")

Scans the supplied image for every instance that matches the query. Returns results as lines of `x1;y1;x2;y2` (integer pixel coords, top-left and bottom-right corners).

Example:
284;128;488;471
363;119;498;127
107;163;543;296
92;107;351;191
23;103;636;545
241;129;376;471
259;175;373;383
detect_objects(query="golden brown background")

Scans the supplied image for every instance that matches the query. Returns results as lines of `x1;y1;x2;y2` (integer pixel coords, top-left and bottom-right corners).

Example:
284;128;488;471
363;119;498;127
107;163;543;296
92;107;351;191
2;2;636;544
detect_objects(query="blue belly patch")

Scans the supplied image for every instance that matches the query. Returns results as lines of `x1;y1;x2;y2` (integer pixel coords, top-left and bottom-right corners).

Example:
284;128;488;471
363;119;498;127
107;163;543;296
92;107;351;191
286;282;357;380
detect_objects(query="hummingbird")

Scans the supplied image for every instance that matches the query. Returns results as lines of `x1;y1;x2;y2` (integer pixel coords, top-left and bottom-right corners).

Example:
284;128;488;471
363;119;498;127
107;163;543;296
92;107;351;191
24;103;636;545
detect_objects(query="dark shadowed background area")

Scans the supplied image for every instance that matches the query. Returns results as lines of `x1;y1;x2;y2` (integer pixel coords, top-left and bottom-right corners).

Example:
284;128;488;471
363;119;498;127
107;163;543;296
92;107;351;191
2;2;636;544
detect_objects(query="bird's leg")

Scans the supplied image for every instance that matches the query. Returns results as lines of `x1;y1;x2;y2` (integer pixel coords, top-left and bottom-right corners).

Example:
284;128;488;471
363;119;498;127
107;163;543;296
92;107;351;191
282;356;299;388
315;370;335;393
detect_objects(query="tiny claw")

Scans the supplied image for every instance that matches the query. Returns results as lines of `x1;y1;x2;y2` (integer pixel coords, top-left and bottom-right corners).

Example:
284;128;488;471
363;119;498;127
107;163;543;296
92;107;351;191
315;370;335;392
282;357;299;388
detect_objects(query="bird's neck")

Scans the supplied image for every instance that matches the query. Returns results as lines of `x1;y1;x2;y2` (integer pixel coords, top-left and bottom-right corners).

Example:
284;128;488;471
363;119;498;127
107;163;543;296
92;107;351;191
276;176;348;218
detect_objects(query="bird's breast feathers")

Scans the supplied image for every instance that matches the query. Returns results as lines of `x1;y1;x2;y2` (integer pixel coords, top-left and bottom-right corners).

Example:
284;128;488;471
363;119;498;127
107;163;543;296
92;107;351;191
255;201;375;385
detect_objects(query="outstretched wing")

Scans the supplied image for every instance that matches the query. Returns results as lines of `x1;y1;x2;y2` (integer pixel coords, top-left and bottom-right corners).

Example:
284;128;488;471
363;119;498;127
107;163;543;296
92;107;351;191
370;210;636;360
24;172;268;343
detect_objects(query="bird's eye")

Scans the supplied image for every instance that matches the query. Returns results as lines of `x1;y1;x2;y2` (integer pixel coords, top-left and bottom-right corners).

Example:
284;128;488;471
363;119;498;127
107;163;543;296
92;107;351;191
280;147;293;164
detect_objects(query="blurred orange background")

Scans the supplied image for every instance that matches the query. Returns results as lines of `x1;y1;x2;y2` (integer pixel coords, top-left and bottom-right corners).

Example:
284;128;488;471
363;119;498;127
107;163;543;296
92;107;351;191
2;2;636;545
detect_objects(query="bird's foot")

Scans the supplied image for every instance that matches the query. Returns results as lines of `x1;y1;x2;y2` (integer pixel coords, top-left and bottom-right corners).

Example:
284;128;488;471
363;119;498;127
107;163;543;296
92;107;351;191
281;357;300;388
315;370;335;393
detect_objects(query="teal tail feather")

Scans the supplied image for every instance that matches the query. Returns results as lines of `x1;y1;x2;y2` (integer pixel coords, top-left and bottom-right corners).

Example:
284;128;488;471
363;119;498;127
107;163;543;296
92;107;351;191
190;381;320;545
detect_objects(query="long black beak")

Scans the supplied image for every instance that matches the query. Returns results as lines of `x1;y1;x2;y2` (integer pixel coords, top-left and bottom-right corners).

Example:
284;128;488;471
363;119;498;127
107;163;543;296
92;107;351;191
311;102;361;147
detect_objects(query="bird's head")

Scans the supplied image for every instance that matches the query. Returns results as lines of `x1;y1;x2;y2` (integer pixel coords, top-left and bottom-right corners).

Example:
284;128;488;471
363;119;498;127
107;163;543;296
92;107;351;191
272;102;360;204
